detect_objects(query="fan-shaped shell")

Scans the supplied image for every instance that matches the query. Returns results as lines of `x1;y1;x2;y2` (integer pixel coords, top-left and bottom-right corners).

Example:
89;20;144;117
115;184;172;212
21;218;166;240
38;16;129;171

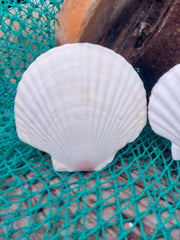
149;64;180;160
15;43;147;171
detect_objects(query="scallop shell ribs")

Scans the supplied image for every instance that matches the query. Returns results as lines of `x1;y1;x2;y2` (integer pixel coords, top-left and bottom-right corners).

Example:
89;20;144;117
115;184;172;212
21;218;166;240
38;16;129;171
15;43;147;171
149;64;180;161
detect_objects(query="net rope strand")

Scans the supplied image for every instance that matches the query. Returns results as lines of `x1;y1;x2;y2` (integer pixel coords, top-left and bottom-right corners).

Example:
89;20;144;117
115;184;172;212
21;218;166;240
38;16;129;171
0;1;180;239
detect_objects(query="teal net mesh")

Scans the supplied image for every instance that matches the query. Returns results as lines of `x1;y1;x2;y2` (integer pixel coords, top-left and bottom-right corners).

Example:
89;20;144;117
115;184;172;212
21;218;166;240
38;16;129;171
0;1;180;239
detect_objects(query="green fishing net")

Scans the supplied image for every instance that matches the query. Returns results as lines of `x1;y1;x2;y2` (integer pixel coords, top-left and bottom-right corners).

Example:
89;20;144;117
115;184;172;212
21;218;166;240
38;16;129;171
0;1;180;239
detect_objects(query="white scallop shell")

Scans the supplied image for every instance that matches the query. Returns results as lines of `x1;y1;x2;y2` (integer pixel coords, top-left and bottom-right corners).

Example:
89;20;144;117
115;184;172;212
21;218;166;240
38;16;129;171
149;64;180;160
14;43;147;171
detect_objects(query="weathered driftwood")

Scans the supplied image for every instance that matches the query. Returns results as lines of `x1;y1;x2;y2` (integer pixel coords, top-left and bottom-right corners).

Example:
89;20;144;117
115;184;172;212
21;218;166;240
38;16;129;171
56;0;180;91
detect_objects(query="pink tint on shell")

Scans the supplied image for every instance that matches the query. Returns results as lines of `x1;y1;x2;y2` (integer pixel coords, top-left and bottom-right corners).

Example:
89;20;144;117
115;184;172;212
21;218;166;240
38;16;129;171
76;160;94;171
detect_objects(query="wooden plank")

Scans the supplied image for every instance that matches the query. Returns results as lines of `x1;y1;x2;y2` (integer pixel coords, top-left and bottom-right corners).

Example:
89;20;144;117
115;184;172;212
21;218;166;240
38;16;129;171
116;158;180;205
0;161;179;239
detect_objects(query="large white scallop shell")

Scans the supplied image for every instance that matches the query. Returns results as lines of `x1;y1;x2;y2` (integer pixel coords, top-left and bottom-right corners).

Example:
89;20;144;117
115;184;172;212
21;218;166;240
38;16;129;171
149;64;180;160
15;43;147;171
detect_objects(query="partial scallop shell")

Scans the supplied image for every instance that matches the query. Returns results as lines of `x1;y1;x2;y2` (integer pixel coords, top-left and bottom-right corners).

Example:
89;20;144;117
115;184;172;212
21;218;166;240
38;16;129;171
149;64;180;160
15;43;147;172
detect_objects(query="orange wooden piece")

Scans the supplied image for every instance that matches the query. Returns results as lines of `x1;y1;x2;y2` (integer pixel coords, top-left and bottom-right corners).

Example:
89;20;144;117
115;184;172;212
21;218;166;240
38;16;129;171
56;0;94;45
55;0;134;45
